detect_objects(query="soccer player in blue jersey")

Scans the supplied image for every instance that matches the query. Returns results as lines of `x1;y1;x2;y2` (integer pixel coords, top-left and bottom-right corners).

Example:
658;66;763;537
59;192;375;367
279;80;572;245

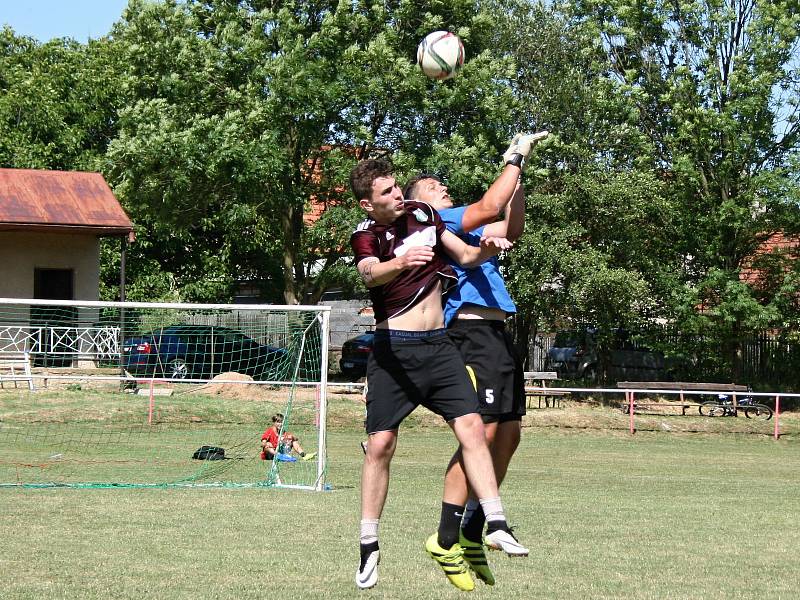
403;131;548;586
349;157;528;592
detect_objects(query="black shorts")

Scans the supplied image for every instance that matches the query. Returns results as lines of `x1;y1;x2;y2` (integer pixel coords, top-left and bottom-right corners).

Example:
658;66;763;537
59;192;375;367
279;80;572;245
364;329;480;434
447;319;526;421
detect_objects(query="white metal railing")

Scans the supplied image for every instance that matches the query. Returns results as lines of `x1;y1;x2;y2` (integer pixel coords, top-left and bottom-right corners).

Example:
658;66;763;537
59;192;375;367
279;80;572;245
0;326;42;353
0;326;120;359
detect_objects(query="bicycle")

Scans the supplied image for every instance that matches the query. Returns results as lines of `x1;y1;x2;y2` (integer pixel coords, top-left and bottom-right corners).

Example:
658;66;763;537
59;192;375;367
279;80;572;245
699;393;773;420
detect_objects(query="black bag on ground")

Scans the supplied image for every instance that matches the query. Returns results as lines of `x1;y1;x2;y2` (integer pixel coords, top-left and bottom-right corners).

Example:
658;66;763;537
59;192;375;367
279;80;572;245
192;445;226;460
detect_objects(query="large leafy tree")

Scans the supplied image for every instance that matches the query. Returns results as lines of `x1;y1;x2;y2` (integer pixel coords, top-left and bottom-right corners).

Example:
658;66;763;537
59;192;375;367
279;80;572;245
0;28;121;171
561;0;800;376
108;0;521;304
475;2;680;374
108;1;283;302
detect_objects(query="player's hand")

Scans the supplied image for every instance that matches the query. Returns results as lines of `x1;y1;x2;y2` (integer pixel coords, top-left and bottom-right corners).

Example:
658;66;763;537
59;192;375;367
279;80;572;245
397;245;434;269
503;130;549;170
479;236;513;251
521;130;549;152
502;133;523;165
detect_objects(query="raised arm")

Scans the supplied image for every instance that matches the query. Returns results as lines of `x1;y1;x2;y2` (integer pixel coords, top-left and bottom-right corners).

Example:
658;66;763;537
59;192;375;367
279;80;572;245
482;180;525;241
460;131;547;233
459;164;522;232
440;229;512;269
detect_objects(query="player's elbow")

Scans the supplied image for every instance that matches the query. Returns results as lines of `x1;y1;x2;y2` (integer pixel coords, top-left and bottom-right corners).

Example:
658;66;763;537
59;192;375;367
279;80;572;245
458;252;482;269
474;206;503;229
506;229;523;243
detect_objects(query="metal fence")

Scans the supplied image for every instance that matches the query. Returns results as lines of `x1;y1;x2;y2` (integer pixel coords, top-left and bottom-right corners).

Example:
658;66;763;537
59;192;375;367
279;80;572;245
527;332;555;372
0;325;119;361
735;332;800;385
661;331;800;388
527;329;800;389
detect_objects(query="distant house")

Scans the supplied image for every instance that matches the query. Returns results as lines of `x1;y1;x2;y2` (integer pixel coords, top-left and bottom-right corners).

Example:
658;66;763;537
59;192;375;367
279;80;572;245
0;168;133;302
739;232;799;291
0;169;134;366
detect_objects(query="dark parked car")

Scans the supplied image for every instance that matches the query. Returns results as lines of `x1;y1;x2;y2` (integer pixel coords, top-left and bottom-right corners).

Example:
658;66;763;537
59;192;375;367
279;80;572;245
545;329;598;380
123;325;288;381
545;328;667;381
339;331;374;380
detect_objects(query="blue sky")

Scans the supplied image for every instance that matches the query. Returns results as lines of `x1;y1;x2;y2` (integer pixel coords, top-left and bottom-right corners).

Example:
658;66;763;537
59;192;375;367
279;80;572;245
1;0;130;42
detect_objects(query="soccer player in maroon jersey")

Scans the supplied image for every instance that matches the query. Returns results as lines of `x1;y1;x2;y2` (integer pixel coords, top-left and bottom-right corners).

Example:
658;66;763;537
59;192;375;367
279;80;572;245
349;156;530;591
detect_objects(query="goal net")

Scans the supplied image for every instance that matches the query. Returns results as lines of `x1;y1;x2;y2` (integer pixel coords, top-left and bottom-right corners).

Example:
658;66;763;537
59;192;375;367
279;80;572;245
0;298;330;490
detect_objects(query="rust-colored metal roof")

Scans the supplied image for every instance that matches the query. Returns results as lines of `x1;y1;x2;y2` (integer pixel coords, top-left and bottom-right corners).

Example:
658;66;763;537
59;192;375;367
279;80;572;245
0;168;133;236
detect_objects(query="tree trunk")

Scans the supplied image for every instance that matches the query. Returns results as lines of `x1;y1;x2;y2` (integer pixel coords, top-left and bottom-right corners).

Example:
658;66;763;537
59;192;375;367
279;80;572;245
511;311;534;371
281;201;299;305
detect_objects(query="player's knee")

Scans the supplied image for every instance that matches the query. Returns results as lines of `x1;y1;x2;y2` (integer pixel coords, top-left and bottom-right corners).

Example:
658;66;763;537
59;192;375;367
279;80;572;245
484;422;500;446
453;413;488;449
365;432;396;461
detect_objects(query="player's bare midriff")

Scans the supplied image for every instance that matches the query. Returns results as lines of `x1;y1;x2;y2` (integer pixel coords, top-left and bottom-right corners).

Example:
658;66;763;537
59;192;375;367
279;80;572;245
454;305;508;321
376;282;446;331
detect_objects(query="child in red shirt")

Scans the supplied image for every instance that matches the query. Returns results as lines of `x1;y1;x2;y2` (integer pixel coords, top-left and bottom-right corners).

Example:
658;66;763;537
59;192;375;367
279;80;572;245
260;413;315;461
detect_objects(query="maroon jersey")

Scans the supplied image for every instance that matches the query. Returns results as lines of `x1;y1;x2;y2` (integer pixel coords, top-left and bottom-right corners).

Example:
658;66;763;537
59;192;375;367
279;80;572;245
350;200;456;323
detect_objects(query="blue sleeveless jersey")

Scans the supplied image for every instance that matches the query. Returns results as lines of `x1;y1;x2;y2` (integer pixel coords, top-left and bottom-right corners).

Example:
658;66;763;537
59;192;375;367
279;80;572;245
439;206;516;326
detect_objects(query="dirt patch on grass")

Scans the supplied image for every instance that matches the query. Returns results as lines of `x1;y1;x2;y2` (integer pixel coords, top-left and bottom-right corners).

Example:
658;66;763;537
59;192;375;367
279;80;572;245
187;372;267;400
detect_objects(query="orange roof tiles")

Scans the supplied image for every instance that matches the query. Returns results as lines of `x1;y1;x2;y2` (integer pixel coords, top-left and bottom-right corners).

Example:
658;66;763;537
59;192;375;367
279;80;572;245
740;232;799;286
0;168;133;236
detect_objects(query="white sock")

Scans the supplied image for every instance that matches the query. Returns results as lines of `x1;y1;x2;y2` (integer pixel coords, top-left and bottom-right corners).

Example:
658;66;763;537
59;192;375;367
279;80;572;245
479;497;506;523
360;519;379;545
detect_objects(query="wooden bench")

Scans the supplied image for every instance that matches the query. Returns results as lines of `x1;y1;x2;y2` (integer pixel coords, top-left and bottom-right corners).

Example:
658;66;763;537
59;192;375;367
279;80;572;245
616;381;749;415
524;371;570;408
0;352;35;391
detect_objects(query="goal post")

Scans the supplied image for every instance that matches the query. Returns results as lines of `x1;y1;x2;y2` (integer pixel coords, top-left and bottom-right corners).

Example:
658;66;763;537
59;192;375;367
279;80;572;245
0;298;330;490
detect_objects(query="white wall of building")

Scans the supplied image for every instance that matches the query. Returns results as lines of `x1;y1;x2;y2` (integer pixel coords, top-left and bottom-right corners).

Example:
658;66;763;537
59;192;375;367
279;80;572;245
0;231;100;300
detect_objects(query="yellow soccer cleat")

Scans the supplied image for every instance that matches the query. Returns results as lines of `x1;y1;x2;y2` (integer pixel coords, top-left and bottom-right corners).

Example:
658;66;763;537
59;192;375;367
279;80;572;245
459;532;495;586
424;533;475;591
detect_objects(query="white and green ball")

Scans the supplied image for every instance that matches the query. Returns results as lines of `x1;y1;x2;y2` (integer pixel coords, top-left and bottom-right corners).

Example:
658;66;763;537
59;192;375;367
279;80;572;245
416;31;465;81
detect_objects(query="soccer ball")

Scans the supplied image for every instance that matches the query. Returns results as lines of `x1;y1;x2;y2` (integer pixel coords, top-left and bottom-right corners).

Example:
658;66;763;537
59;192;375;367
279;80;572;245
416;31;465;81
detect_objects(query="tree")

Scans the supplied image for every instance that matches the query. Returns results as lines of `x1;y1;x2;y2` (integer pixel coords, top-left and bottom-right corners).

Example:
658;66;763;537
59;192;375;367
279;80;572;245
108;0;524;303
506;167;677;377
0;28;121;171
562;0;800;377
472;2;679;375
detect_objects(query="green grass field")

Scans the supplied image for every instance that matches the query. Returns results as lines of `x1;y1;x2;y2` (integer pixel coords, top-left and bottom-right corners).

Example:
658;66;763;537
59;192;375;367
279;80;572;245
1;391;798;599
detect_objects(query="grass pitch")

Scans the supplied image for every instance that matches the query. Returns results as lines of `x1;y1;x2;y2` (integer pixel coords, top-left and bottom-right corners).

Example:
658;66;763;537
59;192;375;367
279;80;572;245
1;393;798;599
